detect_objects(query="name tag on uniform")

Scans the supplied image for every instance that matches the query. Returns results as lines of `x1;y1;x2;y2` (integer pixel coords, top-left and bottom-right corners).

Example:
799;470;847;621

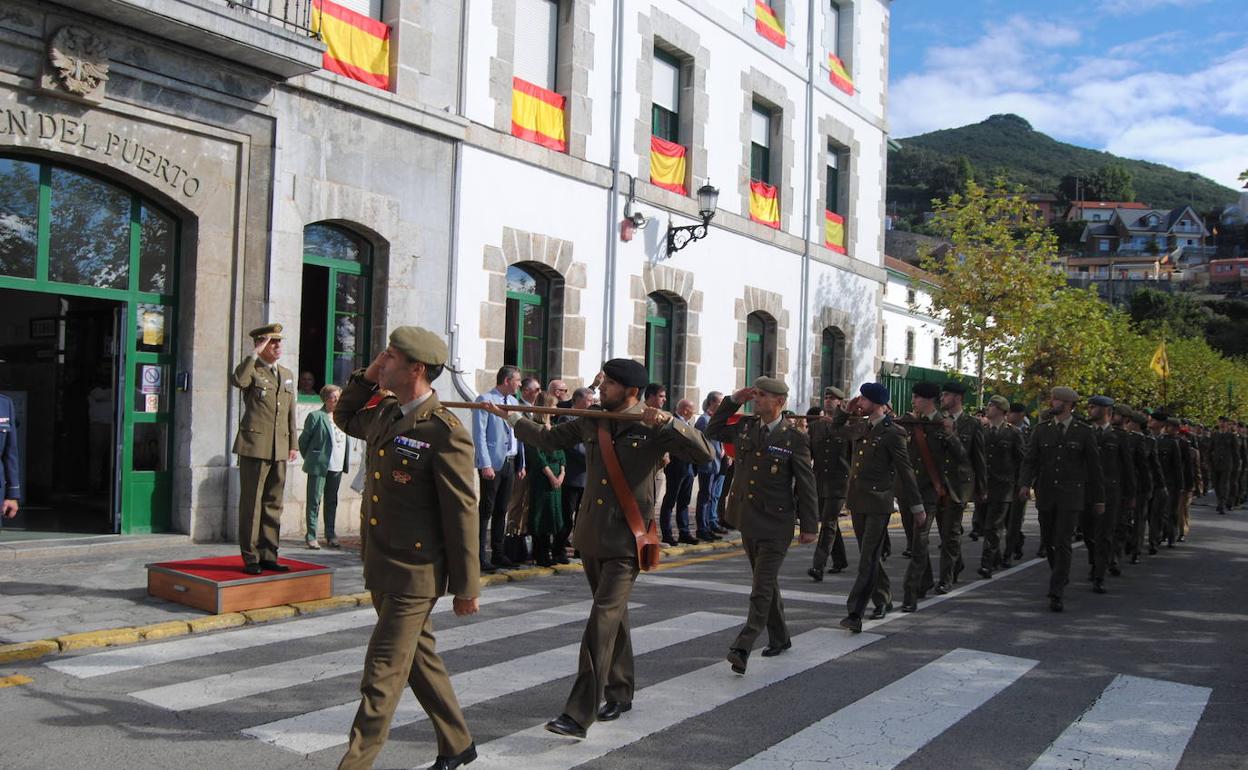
395;436;431;450
625;433;649;442
767;446;793;457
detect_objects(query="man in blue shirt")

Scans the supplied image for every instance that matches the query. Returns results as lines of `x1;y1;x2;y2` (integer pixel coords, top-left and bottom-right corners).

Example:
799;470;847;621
473;366;525;572
0;391;20;526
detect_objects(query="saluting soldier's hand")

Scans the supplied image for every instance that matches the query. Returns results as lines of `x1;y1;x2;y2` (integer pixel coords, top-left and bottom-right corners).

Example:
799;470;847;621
798;532;817;545
252;335;271;358
363;351;386;384
641;407;671;427
590;371;606;390
732;386;758;404
453;596;479;616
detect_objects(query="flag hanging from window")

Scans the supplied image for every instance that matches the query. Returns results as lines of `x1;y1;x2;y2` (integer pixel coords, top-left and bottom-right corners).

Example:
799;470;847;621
825;210;846;254
754;0;786;48
511;77;567;152
1150;340;1169;378
650;136;687;195
827;53;855;95
749;180;780;229
311;0;391;90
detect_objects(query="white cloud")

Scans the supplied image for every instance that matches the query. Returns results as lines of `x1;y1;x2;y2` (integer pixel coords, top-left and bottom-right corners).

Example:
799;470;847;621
1101;0;1213;15
889;16;1248;189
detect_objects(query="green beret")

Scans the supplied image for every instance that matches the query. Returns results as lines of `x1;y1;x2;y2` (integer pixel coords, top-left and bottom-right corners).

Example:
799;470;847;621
1050;386;1079;403
249;322;284;340
754;376;789;396
823;385;846;400
389;326;448;365
988;395;1010;411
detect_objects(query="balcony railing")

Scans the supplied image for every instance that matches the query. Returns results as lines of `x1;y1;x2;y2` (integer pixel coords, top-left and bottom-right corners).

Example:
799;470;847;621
226;0;317;38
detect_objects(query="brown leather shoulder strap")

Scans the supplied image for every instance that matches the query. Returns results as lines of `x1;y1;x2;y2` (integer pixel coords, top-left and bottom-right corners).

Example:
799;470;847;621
597;422;645;538
910;421;946;502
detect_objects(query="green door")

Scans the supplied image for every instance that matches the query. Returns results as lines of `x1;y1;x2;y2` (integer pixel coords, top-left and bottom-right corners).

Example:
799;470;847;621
0;156;179;534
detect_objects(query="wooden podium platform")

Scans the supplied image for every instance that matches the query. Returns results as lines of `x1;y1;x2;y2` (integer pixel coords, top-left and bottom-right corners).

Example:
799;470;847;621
147;556;333;614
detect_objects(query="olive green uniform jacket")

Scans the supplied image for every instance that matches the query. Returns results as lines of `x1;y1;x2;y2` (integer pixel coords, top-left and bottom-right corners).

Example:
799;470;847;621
808;417;852;499
334;372;480;599
231;355;297;460
510;402;713;559
984;422;1025;503
1019;419;1105;511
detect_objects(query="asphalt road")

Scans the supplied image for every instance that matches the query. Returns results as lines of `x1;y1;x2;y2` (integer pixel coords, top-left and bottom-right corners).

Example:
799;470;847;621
2;499;1245;770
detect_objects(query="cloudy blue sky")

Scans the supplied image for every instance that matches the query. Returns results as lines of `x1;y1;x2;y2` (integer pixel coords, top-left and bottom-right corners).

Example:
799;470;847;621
888;0;1248;190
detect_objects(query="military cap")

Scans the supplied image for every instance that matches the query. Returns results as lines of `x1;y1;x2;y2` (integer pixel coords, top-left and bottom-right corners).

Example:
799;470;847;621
1134;410;1151;426
1050;386;1079;403
1088;395;1115;407
754;376;789;396
602;358;649;388
1150;409;1169;422
389;326;448;365
912;381;941;399
248;322;284;340
1113;403;1134;417
988;395;1010;411
941;381;967;395
1166;416;1181;426
860;382;890;405
1219;415;1231;422
823;385;846;400
1009;402;1027;413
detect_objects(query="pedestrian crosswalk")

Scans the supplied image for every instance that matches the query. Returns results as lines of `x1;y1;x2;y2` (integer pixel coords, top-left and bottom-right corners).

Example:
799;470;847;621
38;583;1214;769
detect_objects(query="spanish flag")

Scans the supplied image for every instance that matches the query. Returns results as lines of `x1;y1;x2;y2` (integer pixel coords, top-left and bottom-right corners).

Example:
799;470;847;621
827;53;855;95
650;136;687;195
311;0;391;90
1150;340;1170;378
511;77;567;152
825;210;846;254
749;180;780;229
754;0;786;48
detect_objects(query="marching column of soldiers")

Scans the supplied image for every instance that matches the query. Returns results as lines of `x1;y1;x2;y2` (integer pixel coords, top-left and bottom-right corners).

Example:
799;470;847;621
302;321;1246;769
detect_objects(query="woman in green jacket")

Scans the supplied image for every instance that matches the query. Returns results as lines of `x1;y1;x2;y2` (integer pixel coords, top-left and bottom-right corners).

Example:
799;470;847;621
299;384;350;548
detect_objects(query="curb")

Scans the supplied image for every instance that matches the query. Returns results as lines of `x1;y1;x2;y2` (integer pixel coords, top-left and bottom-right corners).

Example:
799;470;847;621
0;535;749;665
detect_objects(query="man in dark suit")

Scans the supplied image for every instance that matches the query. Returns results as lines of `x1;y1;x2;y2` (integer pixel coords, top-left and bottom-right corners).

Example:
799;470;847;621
659;399;699;545
833;383;924;631
0;390;20;526
483;359;711;739
694;391;728;542
553;387;593;564
705;377;818;673
472;365;525;573
333;326;480;770
231;323;298;575
807;386;852;581
1019;387;1105;612
980;395;1023;575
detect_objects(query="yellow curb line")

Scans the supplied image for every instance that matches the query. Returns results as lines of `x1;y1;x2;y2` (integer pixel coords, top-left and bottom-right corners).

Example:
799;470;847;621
2;536;756;664
0;674;33;688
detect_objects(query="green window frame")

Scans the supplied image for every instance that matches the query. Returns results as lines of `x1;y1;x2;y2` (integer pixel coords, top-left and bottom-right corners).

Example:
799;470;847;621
645;293;675;396
821;326;845;394
299;224;372;401
750;104;772;184
504;264;548;383
826;146;840;216
651;49;681;143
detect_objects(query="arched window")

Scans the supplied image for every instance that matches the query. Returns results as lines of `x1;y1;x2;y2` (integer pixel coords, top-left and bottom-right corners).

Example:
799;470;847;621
820;326;846;394
299;223;372;397
645;293;676;396
746;311;777;382
504;264;549;383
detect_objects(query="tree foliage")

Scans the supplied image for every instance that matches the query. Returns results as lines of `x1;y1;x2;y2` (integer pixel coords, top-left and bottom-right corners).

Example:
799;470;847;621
920;178;1064;405
1127;287;1211;340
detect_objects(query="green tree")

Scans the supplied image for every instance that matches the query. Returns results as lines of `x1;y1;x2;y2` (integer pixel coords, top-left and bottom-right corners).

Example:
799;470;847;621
1088;163;1136;202
1020;287;1121;402
1127;287;1210;339
921;178;1064;406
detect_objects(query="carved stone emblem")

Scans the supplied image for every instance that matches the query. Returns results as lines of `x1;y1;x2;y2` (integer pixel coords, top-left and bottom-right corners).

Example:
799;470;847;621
48;26;110;96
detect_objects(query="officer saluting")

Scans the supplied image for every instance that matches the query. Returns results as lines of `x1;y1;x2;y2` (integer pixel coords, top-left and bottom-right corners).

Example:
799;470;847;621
231;323;298;575
483;359;712;739
1018;387;1104;612
333;327;480;770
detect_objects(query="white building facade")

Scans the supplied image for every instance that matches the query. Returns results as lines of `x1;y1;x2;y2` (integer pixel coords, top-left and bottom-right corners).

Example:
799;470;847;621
0;0;892;540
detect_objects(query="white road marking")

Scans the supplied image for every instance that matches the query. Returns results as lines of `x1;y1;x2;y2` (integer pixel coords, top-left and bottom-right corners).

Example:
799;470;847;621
733;648;1038;769
637;573;846;605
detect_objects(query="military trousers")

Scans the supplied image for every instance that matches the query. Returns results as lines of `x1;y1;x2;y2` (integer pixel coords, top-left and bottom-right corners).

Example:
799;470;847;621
238;455;286;565
846;511;891;618
971;500;987;534
936;500;965;585
811;495;848;572
1213;469;1234;511
980;501;1011;572
1149;487;1176;547
903;504;938;603
1036;502;1079;599
1004;496;1026;561
1178;490;1193;537
339;592;471;770
1113;497;1136;563
564;556;639;728
733;537;791;652
1131;491;1153;558
1081;488;1119;582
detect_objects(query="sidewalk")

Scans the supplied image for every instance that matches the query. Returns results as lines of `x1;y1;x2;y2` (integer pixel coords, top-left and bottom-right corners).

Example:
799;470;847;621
0;529;753;661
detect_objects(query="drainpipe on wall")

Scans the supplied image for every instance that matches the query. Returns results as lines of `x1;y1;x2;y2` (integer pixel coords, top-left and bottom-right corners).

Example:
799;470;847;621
446;0;476;400
601;0;625;362
796;0;817;407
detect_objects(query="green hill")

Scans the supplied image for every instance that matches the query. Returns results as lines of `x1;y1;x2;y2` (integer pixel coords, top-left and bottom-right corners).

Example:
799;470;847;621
888;114;1237;217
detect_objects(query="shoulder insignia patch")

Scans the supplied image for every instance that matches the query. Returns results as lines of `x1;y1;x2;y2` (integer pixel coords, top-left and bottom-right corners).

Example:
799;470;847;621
433;407;459;430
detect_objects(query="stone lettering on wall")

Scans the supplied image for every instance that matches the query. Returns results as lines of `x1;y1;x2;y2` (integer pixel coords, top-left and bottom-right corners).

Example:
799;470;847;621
0;107;201;198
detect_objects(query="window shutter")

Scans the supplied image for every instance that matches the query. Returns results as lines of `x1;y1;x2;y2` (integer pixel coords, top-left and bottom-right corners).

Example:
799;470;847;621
515;0;558;90
652;54;680;113
825;2;840;55
751;108;771;147
333;0;381;19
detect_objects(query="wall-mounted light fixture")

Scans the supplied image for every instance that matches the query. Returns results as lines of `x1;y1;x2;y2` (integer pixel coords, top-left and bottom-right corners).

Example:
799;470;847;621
664;182;719;258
